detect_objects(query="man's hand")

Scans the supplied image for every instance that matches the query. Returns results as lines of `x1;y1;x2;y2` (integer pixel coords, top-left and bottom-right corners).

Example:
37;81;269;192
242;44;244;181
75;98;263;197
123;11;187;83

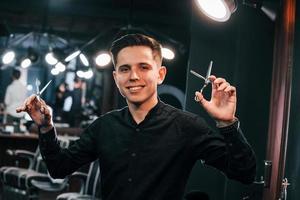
16;95;53;131
195;75;236;123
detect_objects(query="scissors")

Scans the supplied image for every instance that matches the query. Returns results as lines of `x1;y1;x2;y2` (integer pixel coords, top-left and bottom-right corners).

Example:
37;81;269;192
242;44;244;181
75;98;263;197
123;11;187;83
190;60;213;102
35;78;52;100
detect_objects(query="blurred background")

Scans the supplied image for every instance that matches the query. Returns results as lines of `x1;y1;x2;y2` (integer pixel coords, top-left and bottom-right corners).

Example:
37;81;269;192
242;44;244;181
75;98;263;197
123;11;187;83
0;0;299;199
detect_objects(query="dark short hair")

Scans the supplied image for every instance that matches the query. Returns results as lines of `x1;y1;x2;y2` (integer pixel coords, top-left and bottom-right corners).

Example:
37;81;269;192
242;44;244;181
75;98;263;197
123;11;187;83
110;33;162;66
12;68;21;79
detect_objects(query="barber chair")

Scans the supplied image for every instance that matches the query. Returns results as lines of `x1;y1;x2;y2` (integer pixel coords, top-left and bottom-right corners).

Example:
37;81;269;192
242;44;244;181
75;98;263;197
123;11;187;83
0;136;73;200
56;160;101;200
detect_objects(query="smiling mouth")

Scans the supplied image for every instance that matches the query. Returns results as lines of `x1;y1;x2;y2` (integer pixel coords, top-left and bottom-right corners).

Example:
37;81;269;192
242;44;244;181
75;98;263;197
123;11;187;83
127;86;145;92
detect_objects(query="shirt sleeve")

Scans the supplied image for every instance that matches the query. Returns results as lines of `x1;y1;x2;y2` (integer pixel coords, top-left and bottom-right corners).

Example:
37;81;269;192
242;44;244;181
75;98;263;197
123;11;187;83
187;116;256;184
39;122;99;179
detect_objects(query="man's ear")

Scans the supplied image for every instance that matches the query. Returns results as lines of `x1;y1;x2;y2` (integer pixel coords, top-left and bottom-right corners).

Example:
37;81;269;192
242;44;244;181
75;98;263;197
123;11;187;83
112;70;119;89
158;66;167;85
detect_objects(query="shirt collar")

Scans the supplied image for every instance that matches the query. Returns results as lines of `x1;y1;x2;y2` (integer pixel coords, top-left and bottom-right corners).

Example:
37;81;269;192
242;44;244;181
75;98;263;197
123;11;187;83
125;99;164;126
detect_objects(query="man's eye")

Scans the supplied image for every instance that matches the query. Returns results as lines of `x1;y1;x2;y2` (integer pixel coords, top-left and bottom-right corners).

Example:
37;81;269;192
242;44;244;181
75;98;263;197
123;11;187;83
120;68;129;72
140;64;149;70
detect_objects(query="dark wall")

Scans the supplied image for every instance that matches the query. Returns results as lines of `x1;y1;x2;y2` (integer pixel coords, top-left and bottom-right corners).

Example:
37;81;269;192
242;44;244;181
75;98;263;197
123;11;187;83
185;3;275;200
285;1;300;199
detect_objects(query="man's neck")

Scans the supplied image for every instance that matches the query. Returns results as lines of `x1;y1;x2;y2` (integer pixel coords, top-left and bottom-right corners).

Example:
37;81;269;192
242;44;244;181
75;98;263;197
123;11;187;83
127;98;158;124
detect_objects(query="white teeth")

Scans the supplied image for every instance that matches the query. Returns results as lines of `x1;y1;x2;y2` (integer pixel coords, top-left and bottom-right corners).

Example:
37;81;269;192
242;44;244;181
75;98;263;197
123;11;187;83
128;86;143;91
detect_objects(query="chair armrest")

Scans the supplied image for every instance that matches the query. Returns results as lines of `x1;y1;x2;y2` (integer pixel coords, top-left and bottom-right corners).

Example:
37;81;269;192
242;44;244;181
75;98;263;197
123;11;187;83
70;172;88;181
69;172;88;194
27;173;50;183
28;173;68;192
6;149;35;166
6;149;35;158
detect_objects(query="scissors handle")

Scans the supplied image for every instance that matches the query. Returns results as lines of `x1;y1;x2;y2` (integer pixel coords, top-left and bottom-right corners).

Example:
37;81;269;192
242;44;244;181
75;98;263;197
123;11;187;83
200;83;208;93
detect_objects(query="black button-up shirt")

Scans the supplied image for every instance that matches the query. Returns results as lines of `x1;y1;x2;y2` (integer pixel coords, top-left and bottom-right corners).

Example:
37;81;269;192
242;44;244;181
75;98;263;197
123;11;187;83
39;101;256;200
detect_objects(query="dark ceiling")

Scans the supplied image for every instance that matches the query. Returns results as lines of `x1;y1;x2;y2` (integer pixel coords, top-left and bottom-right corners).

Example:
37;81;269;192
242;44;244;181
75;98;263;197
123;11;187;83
0;0;191;47
0;0;192;98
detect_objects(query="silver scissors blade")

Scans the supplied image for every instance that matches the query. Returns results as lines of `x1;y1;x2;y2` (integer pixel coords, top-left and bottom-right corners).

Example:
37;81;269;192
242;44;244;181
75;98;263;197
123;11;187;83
190;70;206;81
35;78;40;95
205;60;213;84
38;80;52;96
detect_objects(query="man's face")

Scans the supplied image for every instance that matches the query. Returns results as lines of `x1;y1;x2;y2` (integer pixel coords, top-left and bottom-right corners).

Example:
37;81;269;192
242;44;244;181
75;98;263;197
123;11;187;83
113;46;166;106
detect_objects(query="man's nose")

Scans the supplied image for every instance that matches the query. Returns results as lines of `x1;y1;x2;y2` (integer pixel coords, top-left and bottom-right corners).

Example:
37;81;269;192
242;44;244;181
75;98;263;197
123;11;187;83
129;70;140;80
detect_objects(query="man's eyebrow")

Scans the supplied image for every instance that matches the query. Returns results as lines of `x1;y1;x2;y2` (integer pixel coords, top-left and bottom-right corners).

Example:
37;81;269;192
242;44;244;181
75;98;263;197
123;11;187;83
138;62;151;66
117;64;131;68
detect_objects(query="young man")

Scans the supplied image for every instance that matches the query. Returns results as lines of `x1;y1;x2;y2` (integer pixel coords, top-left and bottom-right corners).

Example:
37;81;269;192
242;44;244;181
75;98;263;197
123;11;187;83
17;34;256;200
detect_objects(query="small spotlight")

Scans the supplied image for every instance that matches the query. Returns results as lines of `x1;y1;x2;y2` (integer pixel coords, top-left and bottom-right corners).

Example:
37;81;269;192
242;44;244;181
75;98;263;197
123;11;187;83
76;70;85;78
162;47;175;60
79;53;89;66
45;52;58;65
195;0;237;22
76;69;94;79
51;68;60;75
2;50;15;64
95;53;111;67
21;58;32;68
85;69;94;79
55;62;66;72
65;50;81;62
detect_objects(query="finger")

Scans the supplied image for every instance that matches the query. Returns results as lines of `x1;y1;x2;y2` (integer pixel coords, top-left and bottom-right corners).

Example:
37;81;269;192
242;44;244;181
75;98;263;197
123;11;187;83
40;105;45;113
213;77;226;85
16;106;26;113
217;82;230;91
40;105;50;115
195;91;209;107
43;106;51;116
211;77;226;90
39;99;51;114
28;94;38;103
224;85;236;93
16;95;36;112
208;75;216;82
39;98;47;105
212;78;230;92
25;95;38;107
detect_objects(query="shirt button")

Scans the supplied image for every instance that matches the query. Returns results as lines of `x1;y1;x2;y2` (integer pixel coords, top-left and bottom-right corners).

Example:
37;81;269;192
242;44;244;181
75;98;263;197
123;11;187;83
131;153;136;157
128;178;132;182
135;128;140;132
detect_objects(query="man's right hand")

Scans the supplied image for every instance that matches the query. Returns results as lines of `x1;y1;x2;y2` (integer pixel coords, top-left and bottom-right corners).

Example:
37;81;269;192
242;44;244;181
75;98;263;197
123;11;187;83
16;95;53;131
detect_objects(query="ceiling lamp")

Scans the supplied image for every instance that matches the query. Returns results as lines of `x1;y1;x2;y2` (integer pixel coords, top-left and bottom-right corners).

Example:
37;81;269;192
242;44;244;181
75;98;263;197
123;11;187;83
195;0;237;22
55;62;66;72
51;67;60;76
65;50;81;62
79;53;89;66
21;58;31;68
45;52;58;65
95;52;111;68
2;50;15;64
76;69;94;79
162;47;175;60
